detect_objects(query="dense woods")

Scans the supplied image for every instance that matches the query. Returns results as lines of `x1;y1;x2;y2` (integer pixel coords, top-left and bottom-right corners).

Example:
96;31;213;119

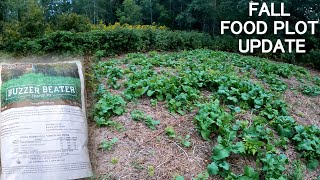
0;0;319;68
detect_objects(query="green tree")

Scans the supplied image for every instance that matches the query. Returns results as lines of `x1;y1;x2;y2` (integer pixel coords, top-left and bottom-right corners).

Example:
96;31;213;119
3;0;28;21
99;0;122;24
0;0;6;21
0;0;6;35
19;0;46;38
116;0;142;25
41;0;73;20
73;0;95;23
52;13;92;32
73;0;122;24
139;0;169;25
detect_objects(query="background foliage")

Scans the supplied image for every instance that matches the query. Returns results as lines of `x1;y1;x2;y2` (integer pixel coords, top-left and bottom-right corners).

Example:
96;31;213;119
0;0;319;68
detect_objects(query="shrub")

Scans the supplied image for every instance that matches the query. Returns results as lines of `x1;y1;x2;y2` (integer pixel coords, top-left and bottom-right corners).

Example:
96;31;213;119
212;35;238;52
39;31;80;53
299;49;320;70
1;21;21;43
103;28;143;54
52;13;92;32
1;26;212;55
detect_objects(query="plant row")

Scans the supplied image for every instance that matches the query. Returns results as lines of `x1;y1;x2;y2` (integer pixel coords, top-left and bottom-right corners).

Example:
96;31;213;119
92;50;320;179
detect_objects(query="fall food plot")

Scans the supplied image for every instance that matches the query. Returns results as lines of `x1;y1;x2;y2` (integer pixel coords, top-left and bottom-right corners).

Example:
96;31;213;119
88;50;320;179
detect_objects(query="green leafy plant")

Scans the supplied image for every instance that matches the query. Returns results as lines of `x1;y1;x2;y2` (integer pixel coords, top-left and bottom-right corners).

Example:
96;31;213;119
307;159;319;170
194;100;233;141
292;125;320;169
94;89;126;127
150;99;158;106
299;85;320;96
144;116;160;130
178;134;191;148
238;166;259;180
242;137;264;156
314;76;320;86
94;63;125;89
207;162;219;176
288;160;305;180
192;171;209;180
147;166;155;177
174;175;185;180
260;154;288;179
271;116;297;138
165;126;176;138
130;110;160;130
99;137;119;151
130;110;145;121
111;157;119;164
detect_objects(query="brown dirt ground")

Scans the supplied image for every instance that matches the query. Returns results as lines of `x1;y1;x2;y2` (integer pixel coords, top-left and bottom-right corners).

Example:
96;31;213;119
87;99;220;180
1;55;319;179
281;76;320;127
86;56;320;180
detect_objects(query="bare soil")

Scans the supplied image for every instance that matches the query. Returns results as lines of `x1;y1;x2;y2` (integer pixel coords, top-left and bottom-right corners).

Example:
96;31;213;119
86;56;320;180
1;55;318;179
282;76;320;127
88;99;219;180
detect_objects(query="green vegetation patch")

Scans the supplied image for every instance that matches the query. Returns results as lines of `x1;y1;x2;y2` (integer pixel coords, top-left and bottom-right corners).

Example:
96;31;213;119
92;49;320;179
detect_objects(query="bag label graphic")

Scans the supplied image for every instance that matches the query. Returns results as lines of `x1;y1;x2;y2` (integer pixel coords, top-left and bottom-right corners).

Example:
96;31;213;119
0;61;92;180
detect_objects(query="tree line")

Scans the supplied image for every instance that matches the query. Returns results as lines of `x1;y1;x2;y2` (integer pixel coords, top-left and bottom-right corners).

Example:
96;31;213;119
0;0;219;34
0;0;319;68
0;0;317;35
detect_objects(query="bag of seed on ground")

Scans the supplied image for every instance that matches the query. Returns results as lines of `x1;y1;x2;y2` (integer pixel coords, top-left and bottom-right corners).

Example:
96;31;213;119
0;61;92;180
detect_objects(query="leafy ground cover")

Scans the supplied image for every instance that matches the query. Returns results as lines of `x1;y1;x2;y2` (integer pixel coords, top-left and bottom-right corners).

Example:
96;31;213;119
88;49;320;179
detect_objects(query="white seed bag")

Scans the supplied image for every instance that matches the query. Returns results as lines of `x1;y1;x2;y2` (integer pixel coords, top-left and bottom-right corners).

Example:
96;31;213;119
0;61;92;180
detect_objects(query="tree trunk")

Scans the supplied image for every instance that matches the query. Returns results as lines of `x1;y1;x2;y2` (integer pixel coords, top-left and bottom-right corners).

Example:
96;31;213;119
93;0;97;24
150;0;153;24
212;21;215;35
